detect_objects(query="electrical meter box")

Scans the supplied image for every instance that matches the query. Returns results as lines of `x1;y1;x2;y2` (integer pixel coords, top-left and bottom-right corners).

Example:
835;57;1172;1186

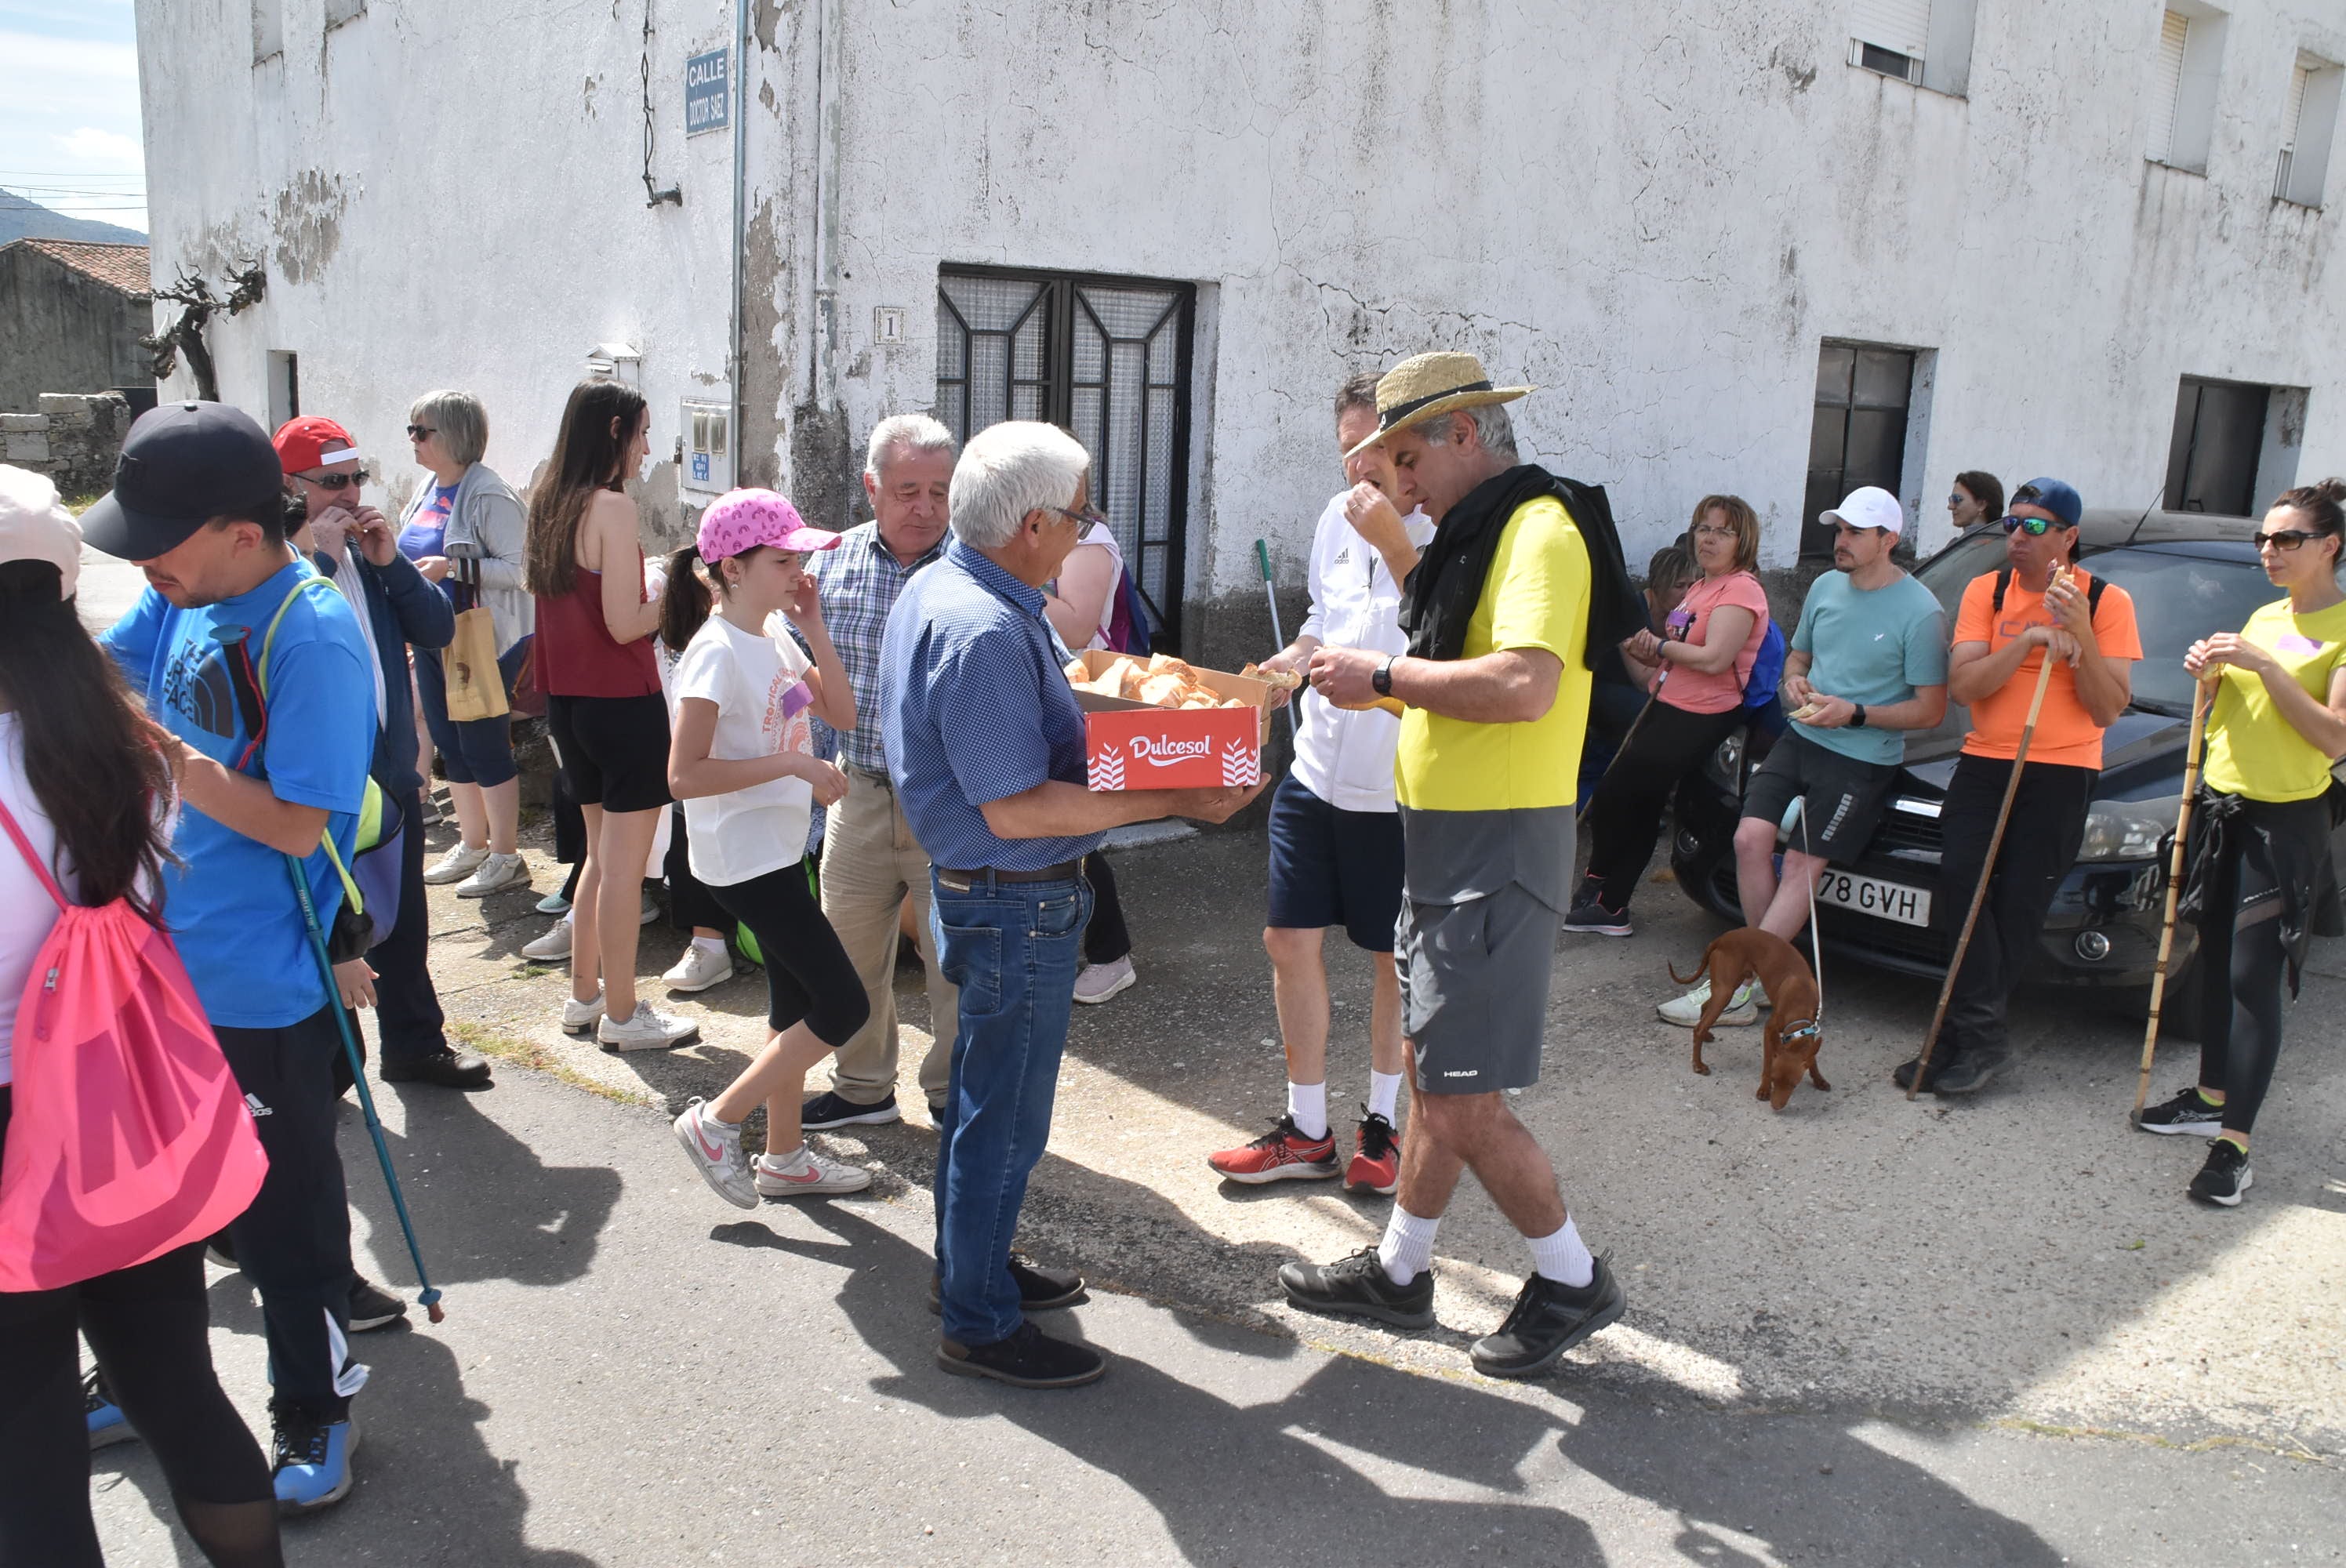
681;400;732;494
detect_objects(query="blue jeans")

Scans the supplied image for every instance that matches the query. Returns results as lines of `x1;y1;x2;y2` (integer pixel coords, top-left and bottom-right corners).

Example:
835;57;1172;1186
928;868;1091;1346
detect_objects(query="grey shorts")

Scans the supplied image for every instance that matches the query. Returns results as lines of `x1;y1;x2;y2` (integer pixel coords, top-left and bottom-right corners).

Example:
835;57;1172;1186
1396;883;1559;1094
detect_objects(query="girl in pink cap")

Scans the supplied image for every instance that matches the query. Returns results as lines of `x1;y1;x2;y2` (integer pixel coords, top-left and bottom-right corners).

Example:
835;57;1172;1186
660;489;874;1206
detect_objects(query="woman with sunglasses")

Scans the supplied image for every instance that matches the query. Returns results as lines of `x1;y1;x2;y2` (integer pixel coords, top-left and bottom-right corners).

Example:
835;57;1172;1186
2137;478;2346;1206
399;390;533;899
1948;471;2003;538
1568;495;1770;937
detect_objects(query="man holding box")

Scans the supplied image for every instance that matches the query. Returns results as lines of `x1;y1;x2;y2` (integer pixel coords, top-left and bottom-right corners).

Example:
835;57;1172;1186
882;421;1259;1390
1281;353;1646;1378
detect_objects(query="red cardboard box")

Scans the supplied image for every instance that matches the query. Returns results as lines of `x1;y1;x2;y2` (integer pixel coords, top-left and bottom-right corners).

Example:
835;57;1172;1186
1066;652;1272;791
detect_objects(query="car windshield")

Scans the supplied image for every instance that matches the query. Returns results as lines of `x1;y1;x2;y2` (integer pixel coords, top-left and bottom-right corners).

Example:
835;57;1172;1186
1910;532;2276;722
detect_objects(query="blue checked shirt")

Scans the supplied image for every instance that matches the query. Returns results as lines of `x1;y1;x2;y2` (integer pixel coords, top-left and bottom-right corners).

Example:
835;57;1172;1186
804;521;947;776
881;537;1103;873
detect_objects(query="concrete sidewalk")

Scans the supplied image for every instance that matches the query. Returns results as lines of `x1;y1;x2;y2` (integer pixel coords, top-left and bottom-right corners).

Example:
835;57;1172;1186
93;1058;2344;1566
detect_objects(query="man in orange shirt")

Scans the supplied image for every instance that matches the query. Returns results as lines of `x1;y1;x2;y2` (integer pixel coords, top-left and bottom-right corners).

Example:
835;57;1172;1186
1898;477;2141;1095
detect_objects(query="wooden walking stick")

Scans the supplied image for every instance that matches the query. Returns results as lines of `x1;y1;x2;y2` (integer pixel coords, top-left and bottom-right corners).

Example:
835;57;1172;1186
2131;675;2219;1117
1908;653;2057;1101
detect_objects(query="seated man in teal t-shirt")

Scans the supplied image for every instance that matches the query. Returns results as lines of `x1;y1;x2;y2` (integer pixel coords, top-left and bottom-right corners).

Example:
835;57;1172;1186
1660;487;1948;1025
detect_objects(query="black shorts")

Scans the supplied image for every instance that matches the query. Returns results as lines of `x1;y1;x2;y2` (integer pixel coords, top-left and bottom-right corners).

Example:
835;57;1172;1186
1266;774;1407;952
546;693;672;814
1738;729;1898;860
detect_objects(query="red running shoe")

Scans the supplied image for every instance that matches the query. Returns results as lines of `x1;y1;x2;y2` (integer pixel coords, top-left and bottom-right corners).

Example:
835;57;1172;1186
1345;1109;1401;1195
1208;1114;1339;1184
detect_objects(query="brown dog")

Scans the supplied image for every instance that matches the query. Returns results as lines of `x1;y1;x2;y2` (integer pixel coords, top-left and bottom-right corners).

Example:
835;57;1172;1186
1665;928;1831;1111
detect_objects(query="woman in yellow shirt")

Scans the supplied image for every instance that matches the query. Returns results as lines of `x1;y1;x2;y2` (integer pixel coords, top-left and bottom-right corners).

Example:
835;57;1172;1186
2137;479;2346;1206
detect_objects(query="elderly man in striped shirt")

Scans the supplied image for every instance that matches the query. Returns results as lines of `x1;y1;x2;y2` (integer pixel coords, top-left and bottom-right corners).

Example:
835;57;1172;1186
798;415;964;1134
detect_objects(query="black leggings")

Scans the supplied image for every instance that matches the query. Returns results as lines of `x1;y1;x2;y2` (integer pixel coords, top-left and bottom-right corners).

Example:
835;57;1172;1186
0;1091;282;1567
1579;701;1744;909
1084;851;1132;965
2195;839;2291;1138
706;861;870;1044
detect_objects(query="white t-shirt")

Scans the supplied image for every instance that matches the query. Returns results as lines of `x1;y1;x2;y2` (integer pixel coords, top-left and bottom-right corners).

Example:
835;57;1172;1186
0;713;71;1087
671;611;816;888
1290;492;1435;813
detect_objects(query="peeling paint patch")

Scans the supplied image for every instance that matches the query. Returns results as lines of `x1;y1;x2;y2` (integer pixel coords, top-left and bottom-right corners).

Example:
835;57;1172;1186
583;73;601;117
271;170;350;285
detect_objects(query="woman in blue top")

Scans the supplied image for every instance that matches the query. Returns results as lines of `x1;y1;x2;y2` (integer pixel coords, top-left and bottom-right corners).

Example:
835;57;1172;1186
398;390;534;900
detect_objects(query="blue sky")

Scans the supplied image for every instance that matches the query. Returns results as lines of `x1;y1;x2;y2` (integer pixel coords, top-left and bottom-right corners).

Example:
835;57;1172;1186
1;0;146;234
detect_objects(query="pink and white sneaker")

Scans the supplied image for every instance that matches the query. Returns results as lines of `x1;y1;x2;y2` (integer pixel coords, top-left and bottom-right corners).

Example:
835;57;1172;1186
672;1098;757;1209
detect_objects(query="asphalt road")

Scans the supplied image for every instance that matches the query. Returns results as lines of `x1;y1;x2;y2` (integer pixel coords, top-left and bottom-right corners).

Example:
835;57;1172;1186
88;1062;2345;1566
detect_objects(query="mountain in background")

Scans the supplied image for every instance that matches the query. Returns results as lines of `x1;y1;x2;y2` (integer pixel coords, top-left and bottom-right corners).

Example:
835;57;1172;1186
0;188;146;245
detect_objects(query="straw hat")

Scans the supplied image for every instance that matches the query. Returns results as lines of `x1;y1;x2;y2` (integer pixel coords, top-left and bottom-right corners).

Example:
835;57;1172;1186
1345;350;1535;459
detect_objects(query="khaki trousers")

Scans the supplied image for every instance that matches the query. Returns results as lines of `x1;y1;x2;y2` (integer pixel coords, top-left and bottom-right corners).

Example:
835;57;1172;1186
819;767;955;1105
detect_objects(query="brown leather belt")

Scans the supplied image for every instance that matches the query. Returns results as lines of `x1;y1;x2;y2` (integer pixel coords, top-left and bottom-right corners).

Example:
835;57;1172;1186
935;857;1087;891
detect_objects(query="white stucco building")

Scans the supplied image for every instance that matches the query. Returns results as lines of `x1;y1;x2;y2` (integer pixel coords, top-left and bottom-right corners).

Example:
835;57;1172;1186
137;0;2346;653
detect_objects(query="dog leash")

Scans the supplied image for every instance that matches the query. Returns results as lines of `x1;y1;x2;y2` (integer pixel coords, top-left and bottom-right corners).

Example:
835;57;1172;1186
1793;795;1825;1027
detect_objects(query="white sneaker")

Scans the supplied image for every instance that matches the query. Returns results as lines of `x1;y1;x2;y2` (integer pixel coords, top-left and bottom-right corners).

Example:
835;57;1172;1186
1073;955;1136;1005
423;843;490;885
754;1146;873;1197
597;1001;699;1052
521;922;574;962
559;990;604;1036
663;942;734;993
1656;977;1760;1027
673;1099;758;1210
455;851;531;898
640;895;660;927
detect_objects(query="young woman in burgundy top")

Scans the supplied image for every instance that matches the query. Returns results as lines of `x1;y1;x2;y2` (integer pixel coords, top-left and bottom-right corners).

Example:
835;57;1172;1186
525;379;699;1052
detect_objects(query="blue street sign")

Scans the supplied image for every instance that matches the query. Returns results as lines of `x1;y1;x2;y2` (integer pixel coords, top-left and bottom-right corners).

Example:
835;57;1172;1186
685;49;729;136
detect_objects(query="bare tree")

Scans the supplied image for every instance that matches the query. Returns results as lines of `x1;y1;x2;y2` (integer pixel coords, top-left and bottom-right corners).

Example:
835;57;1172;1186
142;265;267;402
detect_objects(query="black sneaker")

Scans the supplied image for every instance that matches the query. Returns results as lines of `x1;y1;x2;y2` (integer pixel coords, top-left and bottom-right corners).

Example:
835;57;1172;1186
1928;1047;2007;1096
380;1048;493;1089
801;1090;901;1131
205;1229;239;1271
1470;1256;1627;1379
929;1251;1088;1315
2188;1139;2253;1207
937;1320;1107;1388
1278;1245;1436;1330
2136;1086;2226;1137
1892;1051;1954;1093
347;1275;408;1333
85;1367;134;1449
1561;896;1632;938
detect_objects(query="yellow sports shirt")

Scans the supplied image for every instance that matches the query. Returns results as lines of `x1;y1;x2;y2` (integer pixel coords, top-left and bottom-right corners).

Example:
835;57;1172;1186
2203;596;2346;803
1394;496;1592;811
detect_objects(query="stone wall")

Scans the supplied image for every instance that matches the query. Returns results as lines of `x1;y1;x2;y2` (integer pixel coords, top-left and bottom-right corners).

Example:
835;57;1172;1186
2;392;133;499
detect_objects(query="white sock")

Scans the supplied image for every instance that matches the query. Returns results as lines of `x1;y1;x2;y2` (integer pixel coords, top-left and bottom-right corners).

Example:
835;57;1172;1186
1367;1070;1403;1123
704;1105;743;1130
1527;1218;1594;1288
691;934;726;955
1287;1080;1328;1142
1377;1205;1440;1287
763;1142;808;1171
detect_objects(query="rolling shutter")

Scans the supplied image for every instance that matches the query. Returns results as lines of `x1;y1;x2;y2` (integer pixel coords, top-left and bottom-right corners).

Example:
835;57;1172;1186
2149;11;2190;162
1851;0;1932;60
2283;57;2311;152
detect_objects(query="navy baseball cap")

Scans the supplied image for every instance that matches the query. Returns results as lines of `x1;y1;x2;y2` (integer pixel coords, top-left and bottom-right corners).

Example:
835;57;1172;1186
80;400;285;561
2011;477;2083;528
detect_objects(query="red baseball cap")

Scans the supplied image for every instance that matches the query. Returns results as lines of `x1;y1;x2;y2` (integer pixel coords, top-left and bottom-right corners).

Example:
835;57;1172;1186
272;416;364;474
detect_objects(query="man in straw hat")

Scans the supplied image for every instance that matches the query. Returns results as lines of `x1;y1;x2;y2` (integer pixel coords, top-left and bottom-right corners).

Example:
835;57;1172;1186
1281;350;1645;1377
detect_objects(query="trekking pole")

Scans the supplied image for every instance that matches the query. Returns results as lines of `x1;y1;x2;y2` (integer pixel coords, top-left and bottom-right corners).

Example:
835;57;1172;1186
1254;539;1300;740
285;855;446;1323
2131;675;2218;1117
1909;655;2057;1101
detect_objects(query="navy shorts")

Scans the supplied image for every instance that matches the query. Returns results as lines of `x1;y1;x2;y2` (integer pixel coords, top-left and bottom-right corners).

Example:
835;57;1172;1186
1266;774;1406;952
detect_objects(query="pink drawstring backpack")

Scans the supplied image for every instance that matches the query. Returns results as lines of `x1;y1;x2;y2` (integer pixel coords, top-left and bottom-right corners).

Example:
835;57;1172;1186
0;796;268;1292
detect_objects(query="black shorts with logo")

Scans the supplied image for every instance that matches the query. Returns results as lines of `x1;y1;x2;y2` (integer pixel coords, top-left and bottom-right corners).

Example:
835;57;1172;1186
1738;729;1898;859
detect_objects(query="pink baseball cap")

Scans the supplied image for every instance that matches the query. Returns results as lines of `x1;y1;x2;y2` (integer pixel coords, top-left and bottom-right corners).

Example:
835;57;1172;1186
695;488;841;561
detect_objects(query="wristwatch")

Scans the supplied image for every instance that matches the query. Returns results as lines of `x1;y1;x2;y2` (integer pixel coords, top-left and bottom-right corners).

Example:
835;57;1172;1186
1372;655;1398;698
1850;703;1868;729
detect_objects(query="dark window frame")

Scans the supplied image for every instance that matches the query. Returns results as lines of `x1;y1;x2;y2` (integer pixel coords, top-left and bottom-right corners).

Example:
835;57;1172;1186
1803;339;1917;559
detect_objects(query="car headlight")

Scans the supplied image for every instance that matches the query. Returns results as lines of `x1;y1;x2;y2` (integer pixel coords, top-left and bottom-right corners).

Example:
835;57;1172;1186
1705;733;1745;790
2078;795;2181;861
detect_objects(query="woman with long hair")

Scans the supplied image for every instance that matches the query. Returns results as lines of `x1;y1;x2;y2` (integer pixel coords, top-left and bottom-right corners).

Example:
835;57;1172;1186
1567;495;1771;939
0;467;282;1565
660;490;875;1205
1948;470;2004;537
526;379;698;1051
2138;478;2346;1206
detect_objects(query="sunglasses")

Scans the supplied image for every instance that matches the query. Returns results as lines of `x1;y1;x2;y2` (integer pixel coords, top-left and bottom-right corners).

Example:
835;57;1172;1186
300;471;361;490
406;424;435;441
2253;529;2324;551
2000;514;2063;536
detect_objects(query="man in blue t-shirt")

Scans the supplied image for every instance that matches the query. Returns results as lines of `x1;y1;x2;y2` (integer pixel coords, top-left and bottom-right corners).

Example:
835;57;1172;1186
87;401;377;1513
1661;487;1948;1025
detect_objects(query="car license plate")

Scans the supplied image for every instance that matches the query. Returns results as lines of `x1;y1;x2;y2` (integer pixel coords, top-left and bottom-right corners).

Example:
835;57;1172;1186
1814;869;1932;927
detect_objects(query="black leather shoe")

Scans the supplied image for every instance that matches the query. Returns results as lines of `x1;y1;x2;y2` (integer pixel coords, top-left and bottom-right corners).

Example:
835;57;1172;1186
381;1050;493;1089
1470;1257;1626;1378
930;1252;1087;1315
937;1321;1106;1388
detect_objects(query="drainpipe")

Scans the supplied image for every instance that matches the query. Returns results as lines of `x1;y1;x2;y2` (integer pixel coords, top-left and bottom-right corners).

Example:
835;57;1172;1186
808;0;842;406
731;0;747;478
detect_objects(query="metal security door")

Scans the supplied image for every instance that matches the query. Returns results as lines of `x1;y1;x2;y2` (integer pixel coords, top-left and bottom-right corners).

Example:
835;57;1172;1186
936;266;1195;647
